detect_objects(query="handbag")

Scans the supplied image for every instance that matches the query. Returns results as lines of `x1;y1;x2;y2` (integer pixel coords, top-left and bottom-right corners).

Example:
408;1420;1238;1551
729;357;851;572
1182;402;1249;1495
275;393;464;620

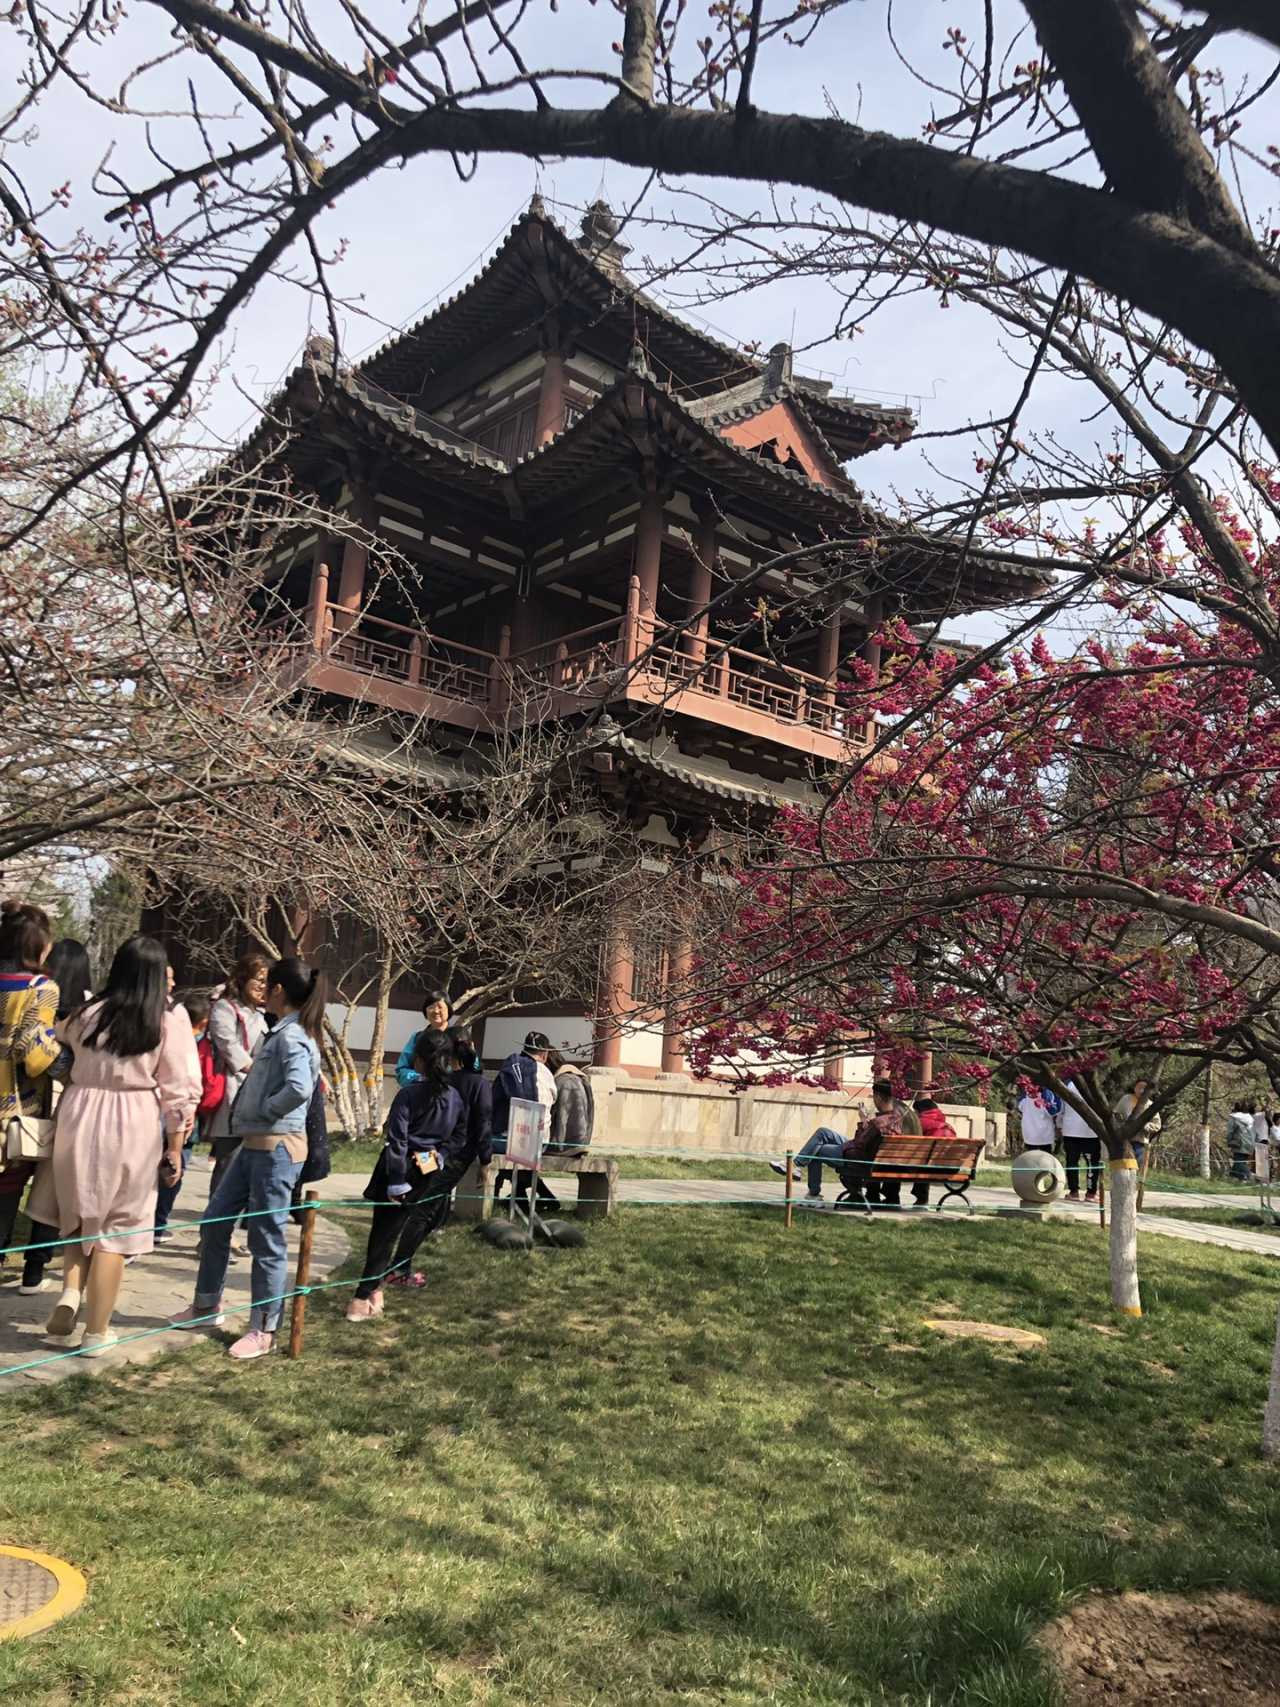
3;976;56;1161
5;1109;54;1162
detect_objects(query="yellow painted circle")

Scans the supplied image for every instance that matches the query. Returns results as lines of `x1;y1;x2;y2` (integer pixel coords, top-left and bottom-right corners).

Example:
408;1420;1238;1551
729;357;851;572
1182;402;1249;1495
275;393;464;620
0;1545;86;1640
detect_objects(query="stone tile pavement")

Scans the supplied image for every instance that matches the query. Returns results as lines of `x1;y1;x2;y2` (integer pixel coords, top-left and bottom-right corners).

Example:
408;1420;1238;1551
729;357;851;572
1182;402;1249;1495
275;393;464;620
0;1160;350;1385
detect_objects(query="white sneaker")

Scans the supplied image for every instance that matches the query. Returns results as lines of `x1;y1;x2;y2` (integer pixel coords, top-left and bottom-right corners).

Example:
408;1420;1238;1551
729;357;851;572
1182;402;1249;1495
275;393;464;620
19;1276;52;1295
170;1301;225;1330
78;1331;119;1358
804;1190;823;1201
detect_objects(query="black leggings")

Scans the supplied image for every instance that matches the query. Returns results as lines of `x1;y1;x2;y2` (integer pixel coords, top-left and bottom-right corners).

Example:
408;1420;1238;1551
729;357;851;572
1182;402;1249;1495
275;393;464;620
0;1192;56;1287
355;1158;467;1298
1063;1138;1102;1195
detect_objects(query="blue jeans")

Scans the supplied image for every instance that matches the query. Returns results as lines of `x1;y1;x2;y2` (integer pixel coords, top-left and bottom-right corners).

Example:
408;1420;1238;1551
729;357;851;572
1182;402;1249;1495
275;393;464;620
155;1141;194;1234
194;1142;303;1333
796;1126;850;1196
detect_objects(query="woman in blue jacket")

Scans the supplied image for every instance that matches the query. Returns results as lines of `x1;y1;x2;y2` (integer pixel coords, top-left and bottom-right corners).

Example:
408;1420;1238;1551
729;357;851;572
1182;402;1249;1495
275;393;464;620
346;1030;466;1320
394;991;451;1088
172;957;326;1361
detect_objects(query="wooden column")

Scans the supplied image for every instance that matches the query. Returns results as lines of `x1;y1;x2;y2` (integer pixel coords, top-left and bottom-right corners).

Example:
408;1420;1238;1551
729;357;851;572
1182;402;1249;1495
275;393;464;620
334;482;376;635
817;607;841;678
686;509;716;664
308;546;333;649
660;936;692;1075
861;592;885;744
633;490;663;650
816;606;842;701
593;929;634;1070
534;350;566;446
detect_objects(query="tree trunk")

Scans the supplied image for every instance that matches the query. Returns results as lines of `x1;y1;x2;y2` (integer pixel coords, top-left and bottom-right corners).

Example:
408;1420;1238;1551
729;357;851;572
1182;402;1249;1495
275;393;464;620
1108;1158;1142;1316
322;1016;363;1139
1264;1293;1280;1460
362;947;394;1134
1198;1062;1214;1180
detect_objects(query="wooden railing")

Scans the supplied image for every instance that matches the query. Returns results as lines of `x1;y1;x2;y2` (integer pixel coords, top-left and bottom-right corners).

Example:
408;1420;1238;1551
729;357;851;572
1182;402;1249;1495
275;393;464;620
309;592;859;744
322;605;495;707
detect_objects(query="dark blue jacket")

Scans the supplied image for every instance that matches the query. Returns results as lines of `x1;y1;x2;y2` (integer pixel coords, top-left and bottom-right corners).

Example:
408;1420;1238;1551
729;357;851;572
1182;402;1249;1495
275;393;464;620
364;1083;465;1199
491;1050;539;1136
451;1068;494;1167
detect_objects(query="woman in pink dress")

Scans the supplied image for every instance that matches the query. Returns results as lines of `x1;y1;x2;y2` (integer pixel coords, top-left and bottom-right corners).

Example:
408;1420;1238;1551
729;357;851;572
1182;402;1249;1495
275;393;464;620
44;935;200;1356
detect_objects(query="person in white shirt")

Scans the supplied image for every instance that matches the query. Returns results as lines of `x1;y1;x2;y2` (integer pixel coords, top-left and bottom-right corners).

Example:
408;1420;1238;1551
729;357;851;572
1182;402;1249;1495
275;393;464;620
1017;1086;1061;1152
1060;1084;1101;1202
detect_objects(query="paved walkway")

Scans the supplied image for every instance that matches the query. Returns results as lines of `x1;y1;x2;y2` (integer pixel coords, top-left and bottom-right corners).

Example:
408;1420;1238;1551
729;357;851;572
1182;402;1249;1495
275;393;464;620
0;1161;350;1385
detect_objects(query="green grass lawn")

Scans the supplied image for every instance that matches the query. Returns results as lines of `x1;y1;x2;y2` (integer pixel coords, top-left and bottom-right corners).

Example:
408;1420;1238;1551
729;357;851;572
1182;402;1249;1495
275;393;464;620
1;1208;1278;1704
1152;1205;1280;1235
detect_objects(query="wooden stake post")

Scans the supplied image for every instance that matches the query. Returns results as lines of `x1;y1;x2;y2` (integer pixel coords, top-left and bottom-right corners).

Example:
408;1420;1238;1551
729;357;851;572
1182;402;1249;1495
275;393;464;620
288;1188;319;1360
784;1150;794;1229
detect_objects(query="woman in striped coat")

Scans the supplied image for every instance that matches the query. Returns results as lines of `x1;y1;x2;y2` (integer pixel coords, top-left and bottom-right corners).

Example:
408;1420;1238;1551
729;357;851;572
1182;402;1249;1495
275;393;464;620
0;902;61;1292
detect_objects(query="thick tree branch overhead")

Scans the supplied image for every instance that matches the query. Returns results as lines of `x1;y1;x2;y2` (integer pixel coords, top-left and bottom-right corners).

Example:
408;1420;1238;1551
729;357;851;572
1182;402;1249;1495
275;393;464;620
1023;0;1254;252
53;0;1256;471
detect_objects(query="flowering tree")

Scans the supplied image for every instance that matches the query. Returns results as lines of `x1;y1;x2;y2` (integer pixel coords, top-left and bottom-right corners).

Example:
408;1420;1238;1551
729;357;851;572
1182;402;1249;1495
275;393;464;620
684;490;1280;1446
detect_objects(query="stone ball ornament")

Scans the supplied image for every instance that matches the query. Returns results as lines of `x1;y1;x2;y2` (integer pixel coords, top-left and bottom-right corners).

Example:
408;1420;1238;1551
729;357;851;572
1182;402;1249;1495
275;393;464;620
1010;1149;1067;1205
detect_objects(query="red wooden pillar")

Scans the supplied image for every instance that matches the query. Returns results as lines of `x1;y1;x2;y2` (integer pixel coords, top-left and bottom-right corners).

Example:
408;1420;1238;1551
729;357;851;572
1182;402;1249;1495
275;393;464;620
593;930;634;1070
534;350;566;446
633;491;663;651
620;574;642;666
308;546;333;649
334;536;367;629
861;592;884;744
816;606;842;691
687;509;716;666
660;936;692;1074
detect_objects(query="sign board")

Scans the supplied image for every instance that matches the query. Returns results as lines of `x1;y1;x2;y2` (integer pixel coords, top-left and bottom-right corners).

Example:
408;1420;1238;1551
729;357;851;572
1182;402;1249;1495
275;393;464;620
506;1098;548;1170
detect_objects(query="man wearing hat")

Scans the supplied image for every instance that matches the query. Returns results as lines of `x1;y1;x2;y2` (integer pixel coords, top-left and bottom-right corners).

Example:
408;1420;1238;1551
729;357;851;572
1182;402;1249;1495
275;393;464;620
491;1031;559;1210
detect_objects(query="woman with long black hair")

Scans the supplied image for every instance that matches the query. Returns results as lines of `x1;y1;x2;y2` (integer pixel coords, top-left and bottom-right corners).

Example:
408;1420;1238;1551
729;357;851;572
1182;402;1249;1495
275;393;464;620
173;957;326;1361
345;1030;466;1321
45;939;92;1019
44;933;201;1355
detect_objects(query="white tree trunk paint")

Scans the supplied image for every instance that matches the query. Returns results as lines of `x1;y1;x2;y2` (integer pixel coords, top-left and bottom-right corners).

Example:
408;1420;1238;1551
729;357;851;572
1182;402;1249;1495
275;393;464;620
1108;1159;1142;1316
1197;1122;1212;1179
1264;1294;1280;1460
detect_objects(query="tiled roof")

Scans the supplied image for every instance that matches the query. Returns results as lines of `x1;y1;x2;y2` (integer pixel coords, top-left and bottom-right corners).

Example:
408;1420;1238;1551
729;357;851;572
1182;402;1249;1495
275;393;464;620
354;205;914;447
592;719;820;809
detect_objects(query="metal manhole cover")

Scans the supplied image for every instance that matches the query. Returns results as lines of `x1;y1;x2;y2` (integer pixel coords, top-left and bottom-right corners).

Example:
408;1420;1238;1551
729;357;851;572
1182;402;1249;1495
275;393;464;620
0;1546;86;1639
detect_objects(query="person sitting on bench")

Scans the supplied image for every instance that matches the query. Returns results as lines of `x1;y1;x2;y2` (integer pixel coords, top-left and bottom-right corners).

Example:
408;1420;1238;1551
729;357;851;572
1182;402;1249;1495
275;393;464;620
908;1097;956;1208
771;1081;919;1205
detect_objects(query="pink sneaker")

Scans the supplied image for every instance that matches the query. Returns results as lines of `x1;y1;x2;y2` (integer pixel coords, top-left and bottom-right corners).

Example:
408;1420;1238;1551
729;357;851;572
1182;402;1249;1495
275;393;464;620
171;1300;225;1329
387;1271;427;1290
345;1292;384;1321
227;1328;275;1361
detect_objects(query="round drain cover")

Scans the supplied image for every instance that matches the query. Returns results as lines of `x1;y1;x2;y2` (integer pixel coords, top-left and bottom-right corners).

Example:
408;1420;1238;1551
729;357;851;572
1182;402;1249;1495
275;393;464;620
0;1546;86;1640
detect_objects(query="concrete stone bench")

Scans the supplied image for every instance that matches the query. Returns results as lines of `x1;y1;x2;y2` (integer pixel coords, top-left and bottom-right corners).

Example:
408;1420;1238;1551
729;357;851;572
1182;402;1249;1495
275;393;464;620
453;1151;619;1222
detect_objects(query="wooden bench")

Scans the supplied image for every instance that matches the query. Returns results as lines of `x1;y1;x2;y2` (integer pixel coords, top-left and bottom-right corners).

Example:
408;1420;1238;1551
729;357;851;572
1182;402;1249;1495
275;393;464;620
840;1136;984;1216
452;1151;619;1222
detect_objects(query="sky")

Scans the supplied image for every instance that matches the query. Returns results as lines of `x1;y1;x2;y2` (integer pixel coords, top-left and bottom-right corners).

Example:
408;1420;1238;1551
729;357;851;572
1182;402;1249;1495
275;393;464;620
9;0;1280;651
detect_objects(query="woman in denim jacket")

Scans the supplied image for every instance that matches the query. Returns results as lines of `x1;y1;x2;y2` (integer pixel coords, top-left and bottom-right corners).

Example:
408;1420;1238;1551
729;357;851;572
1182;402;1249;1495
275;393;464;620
172;957;326;1361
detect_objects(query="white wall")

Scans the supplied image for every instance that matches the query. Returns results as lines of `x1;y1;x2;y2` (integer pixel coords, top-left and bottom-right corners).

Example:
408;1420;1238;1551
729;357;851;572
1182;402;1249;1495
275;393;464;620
482;1015;593;1062
324;1002;421;1054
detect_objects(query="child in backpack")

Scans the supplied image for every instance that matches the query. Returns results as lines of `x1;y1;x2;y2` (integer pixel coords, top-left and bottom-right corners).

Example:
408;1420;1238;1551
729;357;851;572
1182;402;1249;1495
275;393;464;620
155;990;224;1242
